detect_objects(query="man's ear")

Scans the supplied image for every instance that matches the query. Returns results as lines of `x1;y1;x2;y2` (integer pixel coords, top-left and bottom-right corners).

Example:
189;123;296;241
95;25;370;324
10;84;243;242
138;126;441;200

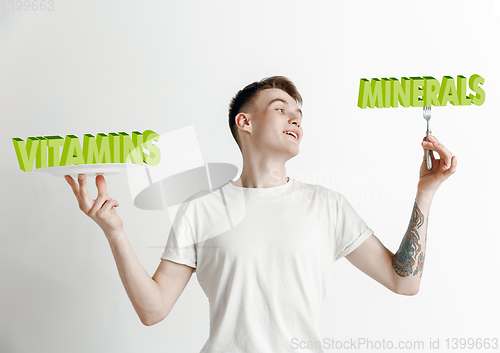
235;112;251;135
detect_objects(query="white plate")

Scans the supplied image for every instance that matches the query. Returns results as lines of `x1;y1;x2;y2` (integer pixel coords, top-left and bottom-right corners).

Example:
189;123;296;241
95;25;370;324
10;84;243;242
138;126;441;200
34;163;143;177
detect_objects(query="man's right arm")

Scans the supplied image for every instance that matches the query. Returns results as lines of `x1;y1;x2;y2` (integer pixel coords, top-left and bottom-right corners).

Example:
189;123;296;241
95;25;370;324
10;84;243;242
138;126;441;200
107;229;194;326
65;173;194;326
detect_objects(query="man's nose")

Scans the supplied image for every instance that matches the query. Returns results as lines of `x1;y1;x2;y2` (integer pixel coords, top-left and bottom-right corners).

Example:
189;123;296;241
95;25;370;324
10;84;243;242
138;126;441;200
290;116;302;128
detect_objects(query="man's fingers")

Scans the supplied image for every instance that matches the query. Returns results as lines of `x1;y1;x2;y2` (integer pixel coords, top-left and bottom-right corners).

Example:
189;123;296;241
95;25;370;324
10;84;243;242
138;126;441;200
77;174;94;212
442;155;458;178
65;175;83;209
65;175;79;195
97;198;119;216
421;135;453;169
95;175;109;198
89;194;112;217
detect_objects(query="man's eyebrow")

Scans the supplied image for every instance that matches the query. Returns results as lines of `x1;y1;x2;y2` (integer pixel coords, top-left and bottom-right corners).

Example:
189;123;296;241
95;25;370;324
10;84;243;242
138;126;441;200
268;98;303;118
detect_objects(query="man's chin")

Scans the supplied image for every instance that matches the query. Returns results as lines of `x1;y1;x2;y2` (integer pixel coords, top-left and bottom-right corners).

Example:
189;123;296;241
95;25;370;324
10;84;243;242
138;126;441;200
259;144;299;160
285;146;300;160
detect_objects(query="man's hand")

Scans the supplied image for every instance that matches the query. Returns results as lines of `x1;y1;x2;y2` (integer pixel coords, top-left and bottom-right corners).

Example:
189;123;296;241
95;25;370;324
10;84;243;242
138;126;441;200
418;134;457;195
64;173;123;239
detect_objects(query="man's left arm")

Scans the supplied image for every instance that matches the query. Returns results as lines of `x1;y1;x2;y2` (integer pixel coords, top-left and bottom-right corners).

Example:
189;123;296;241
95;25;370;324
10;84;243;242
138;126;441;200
345;134;457;296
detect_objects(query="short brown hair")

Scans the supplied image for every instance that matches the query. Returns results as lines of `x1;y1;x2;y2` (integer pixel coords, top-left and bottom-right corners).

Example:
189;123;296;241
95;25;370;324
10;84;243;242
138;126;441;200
228;76;303;150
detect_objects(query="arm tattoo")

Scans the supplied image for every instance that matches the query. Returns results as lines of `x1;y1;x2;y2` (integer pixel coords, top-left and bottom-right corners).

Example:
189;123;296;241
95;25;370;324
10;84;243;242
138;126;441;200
392;200;424;277
414;215;429;277
413;252;425;276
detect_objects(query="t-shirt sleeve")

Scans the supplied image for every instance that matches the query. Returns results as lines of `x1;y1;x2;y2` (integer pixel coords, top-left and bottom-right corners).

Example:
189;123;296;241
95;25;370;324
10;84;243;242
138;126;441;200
334;193;374;261
161;212;197;273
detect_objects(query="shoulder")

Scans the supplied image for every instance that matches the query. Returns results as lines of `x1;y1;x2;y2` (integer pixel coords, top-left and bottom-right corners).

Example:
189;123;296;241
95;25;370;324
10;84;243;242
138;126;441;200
175;185;225;219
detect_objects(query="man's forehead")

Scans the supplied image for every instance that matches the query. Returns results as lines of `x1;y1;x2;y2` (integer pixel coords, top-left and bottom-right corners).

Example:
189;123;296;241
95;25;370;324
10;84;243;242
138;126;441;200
257;88;293;102
256;88;302;117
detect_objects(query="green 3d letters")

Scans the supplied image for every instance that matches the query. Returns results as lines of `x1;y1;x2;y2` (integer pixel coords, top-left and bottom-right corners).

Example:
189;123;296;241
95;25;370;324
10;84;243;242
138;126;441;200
142;130;161;167
12;137;39;172
358;74;485;108
12;130;161;172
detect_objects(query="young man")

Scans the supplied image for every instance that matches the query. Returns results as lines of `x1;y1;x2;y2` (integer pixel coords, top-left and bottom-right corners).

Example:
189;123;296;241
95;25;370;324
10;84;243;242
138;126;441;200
65;76;457;352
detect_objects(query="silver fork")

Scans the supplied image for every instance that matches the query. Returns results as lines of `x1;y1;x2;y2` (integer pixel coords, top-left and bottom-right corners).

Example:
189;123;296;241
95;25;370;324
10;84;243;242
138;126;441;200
423;106;432;170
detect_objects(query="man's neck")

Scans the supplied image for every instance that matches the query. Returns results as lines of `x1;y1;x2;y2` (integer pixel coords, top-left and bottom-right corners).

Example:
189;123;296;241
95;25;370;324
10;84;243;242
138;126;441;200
233;144;294;188
231;166;289;189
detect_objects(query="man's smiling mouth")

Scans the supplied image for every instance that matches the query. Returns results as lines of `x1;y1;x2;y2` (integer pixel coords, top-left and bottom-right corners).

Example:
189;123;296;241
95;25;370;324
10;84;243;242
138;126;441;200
283;131;298;139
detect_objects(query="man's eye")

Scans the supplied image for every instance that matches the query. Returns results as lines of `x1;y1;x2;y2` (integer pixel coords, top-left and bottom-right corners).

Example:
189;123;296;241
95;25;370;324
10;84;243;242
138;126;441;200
277;108;284;113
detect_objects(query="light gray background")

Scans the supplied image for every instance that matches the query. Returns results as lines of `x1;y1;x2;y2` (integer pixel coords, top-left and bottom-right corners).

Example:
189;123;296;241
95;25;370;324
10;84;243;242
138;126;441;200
1;1;499;352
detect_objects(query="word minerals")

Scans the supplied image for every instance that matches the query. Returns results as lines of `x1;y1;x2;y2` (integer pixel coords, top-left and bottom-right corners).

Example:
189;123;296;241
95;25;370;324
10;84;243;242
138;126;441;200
357;74;485;109
12;130;161;172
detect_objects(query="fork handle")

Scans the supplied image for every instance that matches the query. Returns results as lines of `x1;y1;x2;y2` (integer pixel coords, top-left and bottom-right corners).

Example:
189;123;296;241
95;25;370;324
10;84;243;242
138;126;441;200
425;131;432;170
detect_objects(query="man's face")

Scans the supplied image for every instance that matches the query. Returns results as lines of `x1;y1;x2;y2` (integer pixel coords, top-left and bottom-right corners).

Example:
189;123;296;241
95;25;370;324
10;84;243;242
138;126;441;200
239;88;303;160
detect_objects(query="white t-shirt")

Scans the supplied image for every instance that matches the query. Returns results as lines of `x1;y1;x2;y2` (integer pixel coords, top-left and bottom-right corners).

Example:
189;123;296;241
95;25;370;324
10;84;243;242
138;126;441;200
161;177;374;353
